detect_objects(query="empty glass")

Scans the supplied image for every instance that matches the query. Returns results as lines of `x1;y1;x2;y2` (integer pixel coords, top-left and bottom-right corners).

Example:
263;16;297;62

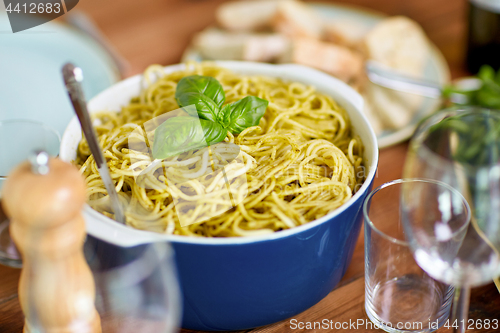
86;238;181;332
364;179;464;333
24;236;182;332
0;119;60;267
403;107;500;332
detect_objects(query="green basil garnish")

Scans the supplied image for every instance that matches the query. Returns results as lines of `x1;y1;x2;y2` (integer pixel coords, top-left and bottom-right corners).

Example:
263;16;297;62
152;75;269;160
443;65;500;109
175;75;226;109
175;92;221;122
220;96;269;134
152;117;227;159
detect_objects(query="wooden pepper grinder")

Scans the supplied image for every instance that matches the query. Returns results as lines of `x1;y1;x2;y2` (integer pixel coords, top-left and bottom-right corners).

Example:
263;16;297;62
1;152;102;333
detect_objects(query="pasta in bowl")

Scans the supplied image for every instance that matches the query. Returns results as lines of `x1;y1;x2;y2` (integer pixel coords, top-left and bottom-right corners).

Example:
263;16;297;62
60;61;378;330
75;62;365;237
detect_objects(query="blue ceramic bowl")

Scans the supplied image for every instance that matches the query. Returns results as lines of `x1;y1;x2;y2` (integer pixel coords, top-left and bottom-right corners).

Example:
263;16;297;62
61;62;379;331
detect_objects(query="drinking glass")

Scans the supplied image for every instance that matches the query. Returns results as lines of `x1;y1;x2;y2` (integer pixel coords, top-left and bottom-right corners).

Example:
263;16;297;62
25;235;182;332
403;107;500;332
364;179;462;333
88;238;181;332
0;119;60;267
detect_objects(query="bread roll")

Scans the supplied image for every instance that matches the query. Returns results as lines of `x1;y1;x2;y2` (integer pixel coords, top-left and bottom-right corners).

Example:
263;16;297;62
363;16;431;130
324;19;371;50
244;35;291;62
291;38;363;83
193;28;249;60
364;16;430;77
216;0;286;31
193;28;290;62
273;0;324;39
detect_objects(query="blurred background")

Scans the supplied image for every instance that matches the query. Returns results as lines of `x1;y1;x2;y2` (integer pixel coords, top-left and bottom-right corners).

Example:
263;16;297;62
0;0;473;146
76;0;467;77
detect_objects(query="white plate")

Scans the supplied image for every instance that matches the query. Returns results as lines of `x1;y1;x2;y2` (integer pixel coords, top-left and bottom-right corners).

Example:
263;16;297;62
182;2;451;149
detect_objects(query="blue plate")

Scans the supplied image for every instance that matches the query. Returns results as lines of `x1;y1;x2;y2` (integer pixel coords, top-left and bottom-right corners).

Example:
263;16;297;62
0;11;120;135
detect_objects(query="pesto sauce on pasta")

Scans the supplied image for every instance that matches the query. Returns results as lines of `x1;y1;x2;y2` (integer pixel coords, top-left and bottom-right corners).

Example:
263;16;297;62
76;62;365;237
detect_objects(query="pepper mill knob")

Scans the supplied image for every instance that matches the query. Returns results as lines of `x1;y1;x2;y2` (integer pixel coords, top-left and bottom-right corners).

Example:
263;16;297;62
1;155;102;333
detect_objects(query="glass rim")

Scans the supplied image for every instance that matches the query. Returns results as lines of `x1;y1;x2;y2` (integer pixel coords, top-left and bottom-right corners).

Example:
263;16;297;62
363;178;472;246
89;242;176;286
0;119;61;179
411;106;500;170
0;118;61;141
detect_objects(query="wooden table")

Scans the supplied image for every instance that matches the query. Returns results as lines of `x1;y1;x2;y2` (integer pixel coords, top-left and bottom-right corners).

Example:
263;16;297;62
1;0;499;332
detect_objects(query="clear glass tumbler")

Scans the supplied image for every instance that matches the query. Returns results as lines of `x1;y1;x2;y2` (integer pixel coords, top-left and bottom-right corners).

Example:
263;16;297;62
364;179;458;333
87;239;182;333
24;236;182;332
0;119;60;267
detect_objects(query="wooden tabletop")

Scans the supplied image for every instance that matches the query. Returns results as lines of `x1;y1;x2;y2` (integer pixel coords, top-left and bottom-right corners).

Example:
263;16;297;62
0;0;499;332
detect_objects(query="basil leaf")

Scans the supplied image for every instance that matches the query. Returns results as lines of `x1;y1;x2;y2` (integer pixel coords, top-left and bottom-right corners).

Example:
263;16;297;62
176;92;221;122
175;75;226;121
478;65;495;82
152;116;227;159
220;96;268;134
